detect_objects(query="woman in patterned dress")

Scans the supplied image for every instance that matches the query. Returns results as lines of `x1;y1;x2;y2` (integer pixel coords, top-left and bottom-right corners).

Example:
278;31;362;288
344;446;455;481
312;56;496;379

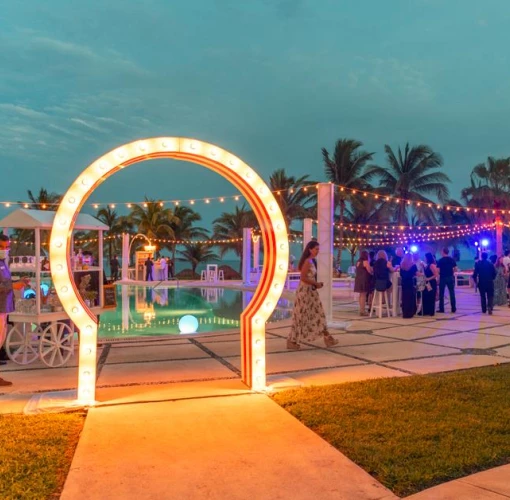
493;255;507;306
287;241;339;350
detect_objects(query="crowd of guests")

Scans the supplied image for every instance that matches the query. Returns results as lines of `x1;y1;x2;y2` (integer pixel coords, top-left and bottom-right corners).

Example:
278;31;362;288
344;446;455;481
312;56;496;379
352;245;510;319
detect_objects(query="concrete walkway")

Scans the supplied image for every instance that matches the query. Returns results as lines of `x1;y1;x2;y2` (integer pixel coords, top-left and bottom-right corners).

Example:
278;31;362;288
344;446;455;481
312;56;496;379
2;286;510;498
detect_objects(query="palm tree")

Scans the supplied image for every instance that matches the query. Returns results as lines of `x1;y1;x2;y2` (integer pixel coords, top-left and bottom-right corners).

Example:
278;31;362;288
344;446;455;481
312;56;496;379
461;157;510;220
322;139;376;265
26;188;62;210
128;198;179;245
212;204;256;273
167;206;209;262
177;242;219;275
366;143;450;225
342;195;390;264
268;169;316;229
96;207;135;262
12;188;63;252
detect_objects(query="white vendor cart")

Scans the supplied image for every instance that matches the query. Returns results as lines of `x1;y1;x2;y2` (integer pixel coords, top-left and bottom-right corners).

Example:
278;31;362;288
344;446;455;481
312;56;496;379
0;209;109;367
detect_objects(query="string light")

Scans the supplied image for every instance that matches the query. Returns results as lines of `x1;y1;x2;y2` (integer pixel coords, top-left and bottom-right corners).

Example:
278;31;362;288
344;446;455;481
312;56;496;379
333;183;510;215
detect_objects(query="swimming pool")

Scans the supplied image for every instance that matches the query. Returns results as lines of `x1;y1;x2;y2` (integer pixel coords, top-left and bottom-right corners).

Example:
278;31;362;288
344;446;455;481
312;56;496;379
98;285;293;339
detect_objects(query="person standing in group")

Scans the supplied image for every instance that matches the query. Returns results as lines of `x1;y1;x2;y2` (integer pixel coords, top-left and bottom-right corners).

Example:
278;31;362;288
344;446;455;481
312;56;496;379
473;252;497;314
145;256;154;281
400;253;419;318
503;250;510;271
167;257;174;279
368;250;376;308
287;241;339;350
391;247;404;268
354;250;372;316
110;255;120;281
437;247;457;313
422;253;439;316
0;235;30;386
491;255;507;306
413;252;426;313
373;250;393;294
158;256;167;281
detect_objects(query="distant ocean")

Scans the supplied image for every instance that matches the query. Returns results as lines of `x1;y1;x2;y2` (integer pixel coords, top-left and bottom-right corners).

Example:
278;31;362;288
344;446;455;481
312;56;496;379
102;255;478;276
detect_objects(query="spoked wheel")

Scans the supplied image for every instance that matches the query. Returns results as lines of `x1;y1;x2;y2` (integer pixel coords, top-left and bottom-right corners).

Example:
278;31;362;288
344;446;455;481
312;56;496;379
39;322;76;367
6;323;42;365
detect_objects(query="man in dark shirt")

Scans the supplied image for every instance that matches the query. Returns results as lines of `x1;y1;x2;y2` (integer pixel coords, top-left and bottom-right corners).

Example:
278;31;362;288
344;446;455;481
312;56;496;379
145;257;154;281
473;252;497;314
437;247;457;313
110;255;120;281
391;247;404;267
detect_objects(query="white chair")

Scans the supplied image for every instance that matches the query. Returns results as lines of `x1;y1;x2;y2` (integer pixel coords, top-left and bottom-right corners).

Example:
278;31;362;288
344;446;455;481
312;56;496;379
370;290;392;318
200;270;207;281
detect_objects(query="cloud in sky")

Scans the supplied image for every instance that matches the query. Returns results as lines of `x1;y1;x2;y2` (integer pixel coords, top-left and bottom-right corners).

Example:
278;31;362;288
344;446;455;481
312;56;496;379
0;0;509;229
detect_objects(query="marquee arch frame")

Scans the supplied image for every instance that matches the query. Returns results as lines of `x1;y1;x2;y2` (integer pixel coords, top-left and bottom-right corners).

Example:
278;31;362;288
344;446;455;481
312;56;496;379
49;137;289;405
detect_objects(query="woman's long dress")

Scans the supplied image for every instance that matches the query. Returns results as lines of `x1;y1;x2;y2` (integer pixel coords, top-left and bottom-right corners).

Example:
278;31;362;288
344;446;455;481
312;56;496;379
288;260;328;344
422;265;437;316
494;266;507;306
354;261;371;294
400;265;417;318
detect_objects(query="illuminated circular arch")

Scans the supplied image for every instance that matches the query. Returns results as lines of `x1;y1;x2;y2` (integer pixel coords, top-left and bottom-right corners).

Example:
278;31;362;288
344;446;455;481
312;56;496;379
50;137;289;404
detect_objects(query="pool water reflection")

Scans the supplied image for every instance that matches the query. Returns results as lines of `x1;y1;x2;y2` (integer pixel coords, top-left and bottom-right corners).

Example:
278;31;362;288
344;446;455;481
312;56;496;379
98;286;293;339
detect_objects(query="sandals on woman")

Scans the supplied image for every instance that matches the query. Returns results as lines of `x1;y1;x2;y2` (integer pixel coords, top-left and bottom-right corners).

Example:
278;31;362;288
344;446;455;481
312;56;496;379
323;333;339;347
286;340;301;350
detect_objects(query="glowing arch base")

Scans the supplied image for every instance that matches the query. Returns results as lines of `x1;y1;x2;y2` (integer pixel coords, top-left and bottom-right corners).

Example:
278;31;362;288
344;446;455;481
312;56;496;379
49;137;289;404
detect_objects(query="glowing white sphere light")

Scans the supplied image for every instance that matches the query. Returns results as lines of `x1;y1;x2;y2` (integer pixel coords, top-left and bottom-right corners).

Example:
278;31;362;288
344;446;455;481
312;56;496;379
179;315;199;334
410;245;418;253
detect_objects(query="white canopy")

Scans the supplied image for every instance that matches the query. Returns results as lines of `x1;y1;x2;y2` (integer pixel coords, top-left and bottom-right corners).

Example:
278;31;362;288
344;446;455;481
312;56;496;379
0;209;109;231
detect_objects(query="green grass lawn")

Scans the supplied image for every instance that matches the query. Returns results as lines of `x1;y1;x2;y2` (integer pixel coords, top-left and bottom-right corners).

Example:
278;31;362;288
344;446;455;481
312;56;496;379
0;412;85;500
272;364;510;497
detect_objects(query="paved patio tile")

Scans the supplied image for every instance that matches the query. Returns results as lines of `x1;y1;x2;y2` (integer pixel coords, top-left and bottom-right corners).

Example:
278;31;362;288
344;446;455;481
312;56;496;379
419;332;510;350
0;366;78;395
345;320;401;332
494;345;510;357
229;349;361;373
461;464;510;497
477;326;510;337
333;333;400;347
462;312;510;324
98;358;236;386
106;342;209;363
372;325;458;341
406;479;508;499
3;352;80;371
336;341;459;363
287;363;408;386
385;354;510;375
417;319;499;332
364;316;437;325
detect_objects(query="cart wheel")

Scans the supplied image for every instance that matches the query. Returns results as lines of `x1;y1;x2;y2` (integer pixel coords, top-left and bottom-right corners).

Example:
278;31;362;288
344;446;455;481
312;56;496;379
39;322;75;367
6;323;42;365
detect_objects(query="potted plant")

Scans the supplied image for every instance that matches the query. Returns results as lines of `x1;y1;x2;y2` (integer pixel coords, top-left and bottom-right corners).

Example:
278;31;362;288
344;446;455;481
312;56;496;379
83;290;98;306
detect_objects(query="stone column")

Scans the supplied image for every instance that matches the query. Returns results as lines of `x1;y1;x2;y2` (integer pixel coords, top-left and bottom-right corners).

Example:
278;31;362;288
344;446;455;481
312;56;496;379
252;234;260;275
303;218;313;251
317;183;334;322
242;227;252;285
121;233;129;281
496;215;503;257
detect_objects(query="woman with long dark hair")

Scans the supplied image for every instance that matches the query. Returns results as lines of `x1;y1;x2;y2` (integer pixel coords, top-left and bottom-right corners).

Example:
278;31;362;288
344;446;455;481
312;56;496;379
400;253;418;318
287;241;339;350
422;252;438;316
354;250;372;316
